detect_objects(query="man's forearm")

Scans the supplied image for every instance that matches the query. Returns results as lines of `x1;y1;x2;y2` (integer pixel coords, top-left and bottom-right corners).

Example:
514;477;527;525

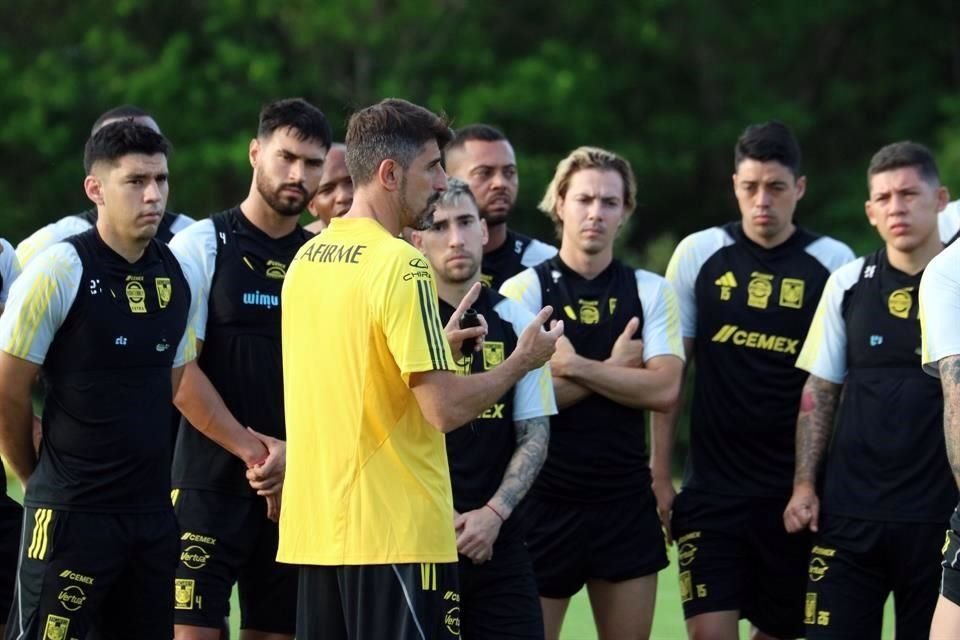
563;356;681;412
650;407;678;483
793;374;842;486
0;394;37;485
488;416;549;519
553;376;590;409
940;356;960;488
174;361;267;467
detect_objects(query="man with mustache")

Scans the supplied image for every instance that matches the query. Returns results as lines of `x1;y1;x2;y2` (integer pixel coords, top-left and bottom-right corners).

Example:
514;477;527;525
16;105;194;268
501;146;685;640
411;178;556;640
279;98;562;639
445;125;557;290
787;142;954;637
305;143;353;233
168;98;331;640
661;121;853;639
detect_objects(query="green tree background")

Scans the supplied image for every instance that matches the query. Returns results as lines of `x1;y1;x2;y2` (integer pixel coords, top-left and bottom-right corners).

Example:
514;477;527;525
3;1;958;460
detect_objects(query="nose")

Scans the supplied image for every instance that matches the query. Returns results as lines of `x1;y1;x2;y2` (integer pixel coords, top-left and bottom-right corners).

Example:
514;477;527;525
449;223;465;248
435;165;448;192
288;160;304;183
889;192;907;213
756;187;773;208
144;179;163;203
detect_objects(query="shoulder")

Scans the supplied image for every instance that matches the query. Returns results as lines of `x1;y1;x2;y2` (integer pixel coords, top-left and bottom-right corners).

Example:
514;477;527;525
168;211;196;235
490;291;536;331
800;231;855;272
169;218;216;252
521;236;559;265
21;242;83;285
500;266;543;304
669;226;734;267
926;238;960;285
826;256;865;293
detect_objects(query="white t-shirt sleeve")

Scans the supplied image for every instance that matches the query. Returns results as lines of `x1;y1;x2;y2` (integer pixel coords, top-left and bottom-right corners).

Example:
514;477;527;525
169;213;196;236
939;200;960;244
16;216;94;269
921;242;960;376
168;219;216;342
499;268;543;315
636;270;685;362
805;236;856;274
520;239;558;268
0;243;82;364
796;258;862;383
0;238;22;305
494;297;557;421
664;227;733;339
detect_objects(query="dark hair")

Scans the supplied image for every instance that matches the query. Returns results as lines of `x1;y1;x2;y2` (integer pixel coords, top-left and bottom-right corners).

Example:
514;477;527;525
90;105;153;135
444;124;507;156
84;121;170;174
867;141;939;188
345;98;453;186
257;98;332;149
734;121;802;177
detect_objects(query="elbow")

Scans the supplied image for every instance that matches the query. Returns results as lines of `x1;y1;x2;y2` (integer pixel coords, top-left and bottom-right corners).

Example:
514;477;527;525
421;407;469;434
648;381;681;413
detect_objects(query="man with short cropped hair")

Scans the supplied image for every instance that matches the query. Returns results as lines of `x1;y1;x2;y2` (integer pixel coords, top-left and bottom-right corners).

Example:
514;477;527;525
305;143;353;233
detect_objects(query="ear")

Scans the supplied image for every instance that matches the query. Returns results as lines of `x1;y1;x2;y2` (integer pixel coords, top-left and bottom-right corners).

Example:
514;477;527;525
936;185;950;213
410;229;425;250
794;175;807;201
480;217;489;245
305;196;321;219
249;138;260;169
84;175;105;207
377;159;400;192
864;199;877;227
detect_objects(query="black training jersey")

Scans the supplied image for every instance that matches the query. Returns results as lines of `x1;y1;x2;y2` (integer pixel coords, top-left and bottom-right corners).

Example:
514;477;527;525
479;229;556;290
0;229;193;512
170;208;312;496
667;222;854;498
798;249;955;522
502;256;684;503
439;288;555;539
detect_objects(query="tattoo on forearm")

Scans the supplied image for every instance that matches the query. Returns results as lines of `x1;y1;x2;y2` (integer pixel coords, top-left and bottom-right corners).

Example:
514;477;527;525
794;375;841;485
940;356;960;488
493;416;550;513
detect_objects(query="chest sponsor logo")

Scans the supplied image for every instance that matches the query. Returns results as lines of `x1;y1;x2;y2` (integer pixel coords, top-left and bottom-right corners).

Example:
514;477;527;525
747;272;774;309
43;614;70;640
711;324;799;354
155;277;172;309
265;259;287;279
479;273;494;288
779;278;805;309
579;300;600;324
175;579;195;610
59;570;94;585
888;287;914;319
57;585;86;612
180;545;211;569
242;290;279;309
125;278;147;313
482;341;505;369
478;403;505;420
714;271;738;301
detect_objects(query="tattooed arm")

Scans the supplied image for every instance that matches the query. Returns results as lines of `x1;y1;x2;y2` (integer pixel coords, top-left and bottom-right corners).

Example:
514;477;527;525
783;374;842;533
454;416;550;563
939;355;960;489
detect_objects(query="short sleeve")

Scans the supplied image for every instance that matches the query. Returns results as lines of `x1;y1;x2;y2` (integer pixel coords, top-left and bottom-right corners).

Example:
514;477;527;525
499;268;543;315
796;259;862;383
493;298;557;421
0;238;21;305
921;245;960;376
377;243;454;379
169;219;216;342
636;270;685;362
0;243;82;364
16;216;93;268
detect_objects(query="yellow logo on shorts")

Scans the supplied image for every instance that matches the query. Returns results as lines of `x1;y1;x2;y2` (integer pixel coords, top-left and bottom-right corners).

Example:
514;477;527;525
57;585;86;612
181;545;210;570
809;556;830;582
43;614;70;640
444;606;460;637
175;579;195;610
677;542;698;567
805;593;817;624
679;570;693;603
482;342;505;370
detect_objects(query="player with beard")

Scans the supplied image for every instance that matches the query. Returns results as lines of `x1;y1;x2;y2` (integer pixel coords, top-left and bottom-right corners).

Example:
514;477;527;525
445;125;556;289
168;98;331;640
305;143;353;233
16;105;194;268
411;178;556;639
279;98;562;639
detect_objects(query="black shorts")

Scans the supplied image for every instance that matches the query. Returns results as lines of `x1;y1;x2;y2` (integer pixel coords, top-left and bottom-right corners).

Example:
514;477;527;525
524;491;668;599
6;506;178;640
296;563;460;640
939;506;960;607
805;514;943;639
0;496;23;626
458;535;542;639
670;489;811;639
172;488;296;633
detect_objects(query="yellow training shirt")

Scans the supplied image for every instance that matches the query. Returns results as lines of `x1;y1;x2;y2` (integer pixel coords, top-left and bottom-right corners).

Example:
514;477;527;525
278;217;456;565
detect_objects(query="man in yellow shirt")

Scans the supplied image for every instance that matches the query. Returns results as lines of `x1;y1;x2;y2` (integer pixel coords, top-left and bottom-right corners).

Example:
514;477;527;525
279;98;563;639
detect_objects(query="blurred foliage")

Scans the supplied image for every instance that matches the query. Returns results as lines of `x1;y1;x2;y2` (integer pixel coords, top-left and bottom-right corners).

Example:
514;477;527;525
3;0;959;455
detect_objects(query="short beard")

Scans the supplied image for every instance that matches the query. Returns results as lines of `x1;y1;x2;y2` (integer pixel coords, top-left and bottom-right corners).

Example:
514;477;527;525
257;172;311;217
481;208;509;227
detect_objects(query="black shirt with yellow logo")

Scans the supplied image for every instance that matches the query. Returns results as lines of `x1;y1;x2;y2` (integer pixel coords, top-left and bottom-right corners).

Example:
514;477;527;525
171;208;312;497
797;248;955;522
479;229;556;290
667;222;854;498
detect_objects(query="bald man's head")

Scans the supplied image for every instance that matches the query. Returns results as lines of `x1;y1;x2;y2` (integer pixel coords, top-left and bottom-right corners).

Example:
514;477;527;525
307;143;353;224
